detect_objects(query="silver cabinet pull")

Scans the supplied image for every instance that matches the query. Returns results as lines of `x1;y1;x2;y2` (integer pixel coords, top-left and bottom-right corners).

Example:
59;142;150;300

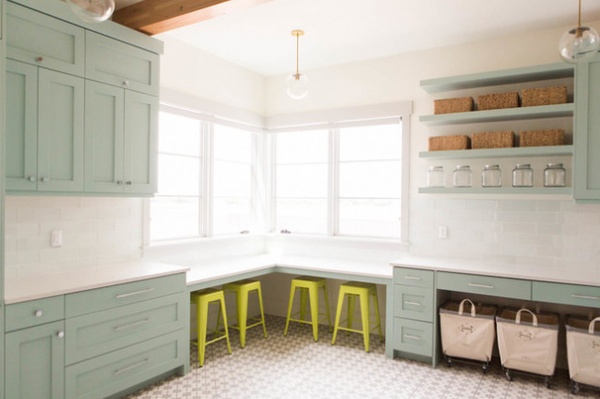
114;318;150;332
404;276;421;281
125;181;132;185
57;331;65;338
116;180;123;185
468;283;494;289
114;359;149;375
404;301;422;306
572;294;600;301
27;176;36;182
40;177;50;183
34;310;43;317
115;288;155;299
123;80;130;87
404;334;421;340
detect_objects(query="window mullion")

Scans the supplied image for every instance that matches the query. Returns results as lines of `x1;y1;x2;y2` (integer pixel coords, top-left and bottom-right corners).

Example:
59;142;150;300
328;128;340;236
201;122;214;237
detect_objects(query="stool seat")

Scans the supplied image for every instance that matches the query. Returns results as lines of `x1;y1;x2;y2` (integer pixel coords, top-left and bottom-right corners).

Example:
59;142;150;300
331;281;383;352
190;288;232;366
284;276;332;341
222;279;267;348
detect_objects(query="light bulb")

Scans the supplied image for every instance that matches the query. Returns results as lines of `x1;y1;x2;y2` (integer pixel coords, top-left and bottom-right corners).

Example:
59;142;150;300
286;73;308;100
559;26;600;63
66;0;115;23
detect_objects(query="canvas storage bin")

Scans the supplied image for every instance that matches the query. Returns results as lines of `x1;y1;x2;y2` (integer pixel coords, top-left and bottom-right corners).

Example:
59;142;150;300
496;308;559;377
440;299;497;362
566;316;600;388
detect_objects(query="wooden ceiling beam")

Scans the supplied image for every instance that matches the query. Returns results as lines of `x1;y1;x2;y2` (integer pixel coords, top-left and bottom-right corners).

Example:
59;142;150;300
112;0;273;35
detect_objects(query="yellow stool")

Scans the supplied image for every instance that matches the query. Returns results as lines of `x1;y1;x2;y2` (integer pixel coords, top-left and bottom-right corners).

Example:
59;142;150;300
190;288;232;367
331;281;383;352
222;279;267;348
284;276;332;341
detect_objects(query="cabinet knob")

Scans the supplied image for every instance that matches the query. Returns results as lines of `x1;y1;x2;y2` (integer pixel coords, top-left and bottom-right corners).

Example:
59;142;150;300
40;177;50;183
27;176;37;182
36;56;43;63
125;181;132;185
123;80;130;87
34;310;43;318
116;180;123;185
57;331;65;338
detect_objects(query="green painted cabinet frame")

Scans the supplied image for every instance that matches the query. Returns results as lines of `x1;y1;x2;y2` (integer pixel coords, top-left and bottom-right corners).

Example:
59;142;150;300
85;80;157;195
574;52;600;201
5;320;66;399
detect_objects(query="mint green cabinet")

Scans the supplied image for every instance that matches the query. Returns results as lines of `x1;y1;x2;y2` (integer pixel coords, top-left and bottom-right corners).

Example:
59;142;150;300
5;60;84;192
84;81;157;194
6;2;84;76
574;52;600;200
5;320;66;399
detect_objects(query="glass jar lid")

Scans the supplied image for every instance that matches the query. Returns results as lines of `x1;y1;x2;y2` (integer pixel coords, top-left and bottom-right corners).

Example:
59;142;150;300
546;163;563;168
484;164;500;170
515;164;531;169
455;165;470;170
429;166;443;171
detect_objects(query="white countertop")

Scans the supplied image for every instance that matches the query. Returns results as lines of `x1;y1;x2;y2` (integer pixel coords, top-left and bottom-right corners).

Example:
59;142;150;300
5;261;190;304
390;256;600;287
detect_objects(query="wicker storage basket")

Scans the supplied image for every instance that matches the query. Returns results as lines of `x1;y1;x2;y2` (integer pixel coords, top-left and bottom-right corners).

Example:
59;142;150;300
429;135;471;151
477;92;519;110
519;129;565;147
521;86;567;107
496;308;559;377
472;131;514;149
566;316;600;389
440;299;497;363
434;97;474;114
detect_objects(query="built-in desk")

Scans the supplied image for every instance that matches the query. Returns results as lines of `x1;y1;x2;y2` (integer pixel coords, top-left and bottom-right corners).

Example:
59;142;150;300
390;257;600;367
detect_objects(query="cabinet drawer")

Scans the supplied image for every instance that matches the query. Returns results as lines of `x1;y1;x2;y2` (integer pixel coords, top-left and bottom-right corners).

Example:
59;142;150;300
66;273;186;317
394;285;434;322
85;31;160;96
533;281;600;308
65;330;186;399
394;267;434;288
66;293;186;365
437;272;531;300
393;318;433;357
6;2;85;76
6;296;65;332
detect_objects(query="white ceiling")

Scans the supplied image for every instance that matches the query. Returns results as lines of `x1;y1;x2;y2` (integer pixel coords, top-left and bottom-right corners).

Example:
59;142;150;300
115;0;600;77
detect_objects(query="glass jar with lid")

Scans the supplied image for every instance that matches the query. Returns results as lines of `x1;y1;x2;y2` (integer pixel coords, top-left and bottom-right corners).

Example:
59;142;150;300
544;163;566;187
427;166;444;187
481;165;502;187
512;164;533;187
453;165;472;188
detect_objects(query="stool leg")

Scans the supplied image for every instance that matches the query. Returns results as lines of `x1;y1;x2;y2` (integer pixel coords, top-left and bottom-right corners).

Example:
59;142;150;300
331;291;345;345
256;285;268;338
299;287;308;321
197;299;209;367
372;290;383;342
220;296;232;355
347;294;356;329
360;292;370;352
309;285;319;341
322;285;332;331
237;288;248;348
284;282;296;336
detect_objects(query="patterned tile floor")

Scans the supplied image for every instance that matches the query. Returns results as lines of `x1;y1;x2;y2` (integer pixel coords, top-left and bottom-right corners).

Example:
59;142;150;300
126;315;600;399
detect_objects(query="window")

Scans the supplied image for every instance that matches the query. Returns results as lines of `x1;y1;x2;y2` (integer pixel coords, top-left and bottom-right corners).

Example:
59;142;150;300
150;108;256;242
273;121;405;240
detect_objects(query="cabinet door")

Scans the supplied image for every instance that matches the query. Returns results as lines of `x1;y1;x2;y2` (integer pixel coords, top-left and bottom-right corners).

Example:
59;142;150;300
6;60;38;191
84;81;125;193
5;321;65;399
37;68;84;192
6;2;84;76
575;53;600;200
123;91;158;194
86;31;160;96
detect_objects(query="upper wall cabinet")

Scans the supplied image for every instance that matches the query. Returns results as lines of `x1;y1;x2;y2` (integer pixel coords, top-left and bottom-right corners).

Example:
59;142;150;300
86;31;160;96
574;52;600;201
6;2;85;76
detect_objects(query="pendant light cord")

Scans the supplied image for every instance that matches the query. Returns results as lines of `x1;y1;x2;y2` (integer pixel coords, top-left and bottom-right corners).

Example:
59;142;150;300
578;0;582;28
295;32;300;79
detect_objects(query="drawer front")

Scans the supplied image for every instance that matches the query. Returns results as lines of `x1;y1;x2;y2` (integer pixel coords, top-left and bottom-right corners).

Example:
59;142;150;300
394;267;434;288
66;293;186;365
66;273;186;317
7;2;85;76
65;330;186;399
533;281;600;308
5;296;65;332
437;272;531;300
86;31;160;96
394;285;434;322
393;318;433;357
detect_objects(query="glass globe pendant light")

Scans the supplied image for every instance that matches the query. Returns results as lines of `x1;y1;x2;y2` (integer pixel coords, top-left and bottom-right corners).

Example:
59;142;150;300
286;30;309;100
66;0;115;23
559;0;600;63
